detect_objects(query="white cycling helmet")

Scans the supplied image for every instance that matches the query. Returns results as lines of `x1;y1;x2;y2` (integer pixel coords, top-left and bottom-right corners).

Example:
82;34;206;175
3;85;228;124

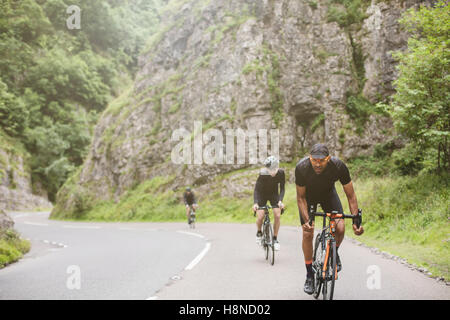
263;156;279;174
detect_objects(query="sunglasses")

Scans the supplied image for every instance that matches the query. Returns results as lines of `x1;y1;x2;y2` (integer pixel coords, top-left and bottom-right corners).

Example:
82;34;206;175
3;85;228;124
309;155;330;164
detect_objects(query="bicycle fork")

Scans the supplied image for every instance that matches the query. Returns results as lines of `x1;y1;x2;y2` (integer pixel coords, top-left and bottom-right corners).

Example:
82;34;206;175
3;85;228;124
322;239;338;280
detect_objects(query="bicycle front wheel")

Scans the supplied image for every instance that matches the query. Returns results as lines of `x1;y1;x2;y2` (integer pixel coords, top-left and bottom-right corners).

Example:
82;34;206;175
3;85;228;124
322;240;336;300
263;225;269;260
268;223;275;265
312;233;322;299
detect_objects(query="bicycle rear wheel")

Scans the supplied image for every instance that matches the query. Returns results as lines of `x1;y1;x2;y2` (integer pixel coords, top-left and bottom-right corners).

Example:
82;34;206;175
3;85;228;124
322;241;336;300
312;233;322;299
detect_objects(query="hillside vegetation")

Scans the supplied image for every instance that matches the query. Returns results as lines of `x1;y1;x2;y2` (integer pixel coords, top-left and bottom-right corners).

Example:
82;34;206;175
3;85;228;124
0;0;164;200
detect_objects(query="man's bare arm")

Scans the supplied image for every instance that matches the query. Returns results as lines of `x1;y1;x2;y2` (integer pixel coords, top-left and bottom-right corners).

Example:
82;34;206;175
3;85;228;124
343;181;364;235
342;181;358;215
296;185;310;225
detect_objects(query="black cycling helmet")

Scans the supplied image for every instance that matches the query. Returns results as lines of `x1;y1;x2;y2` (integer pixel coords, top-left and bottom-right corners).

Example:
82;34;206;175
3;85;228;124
185;187;191;192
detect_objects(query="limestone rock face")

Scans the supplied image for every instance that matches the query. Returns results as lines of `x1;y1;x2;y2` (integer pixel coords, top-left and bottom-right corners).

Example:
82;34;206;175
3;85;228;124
53;0;426;215
0;148;52;211
0;209;14;232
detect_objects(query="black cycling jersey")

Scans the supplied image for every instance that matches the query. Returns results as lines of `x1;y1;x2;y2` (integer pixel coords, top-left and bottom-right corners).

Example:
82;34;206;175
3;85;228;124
253;168;285;206
295;156;351;201
183;192;197;205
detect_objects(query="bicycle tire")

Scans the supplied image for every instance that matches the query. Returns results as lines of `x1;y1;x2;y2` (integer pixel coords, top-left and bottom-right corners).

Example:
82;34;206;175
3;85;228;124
264;223;270;260
323;241;336;300
268;223;275;265
191;214;196;229
312;233;322;299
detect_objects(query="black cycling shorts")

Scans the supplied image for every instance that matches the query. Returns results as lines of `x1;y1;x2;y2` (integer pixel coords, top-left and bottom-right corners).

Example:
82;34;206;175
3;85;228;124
257;194;279;209
300;187;343;225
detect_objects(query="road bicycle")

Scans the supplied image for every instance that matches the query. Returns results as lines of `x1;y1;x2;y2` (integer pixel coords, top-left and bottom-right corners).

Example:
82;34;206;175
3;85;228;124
309;206;362;300
254;206;284;266
188;205;196;229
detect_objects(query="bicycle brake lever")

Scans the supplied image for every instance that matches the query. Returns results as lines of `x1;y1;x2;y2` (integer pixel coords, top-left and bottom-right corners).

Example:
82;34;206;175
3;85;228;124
357;209;362;228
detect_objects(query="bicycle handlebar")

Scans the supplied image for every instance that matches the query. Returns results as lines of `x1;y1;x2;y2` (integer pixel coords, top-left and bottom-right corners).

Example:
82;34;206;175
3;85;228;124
308;208;362;228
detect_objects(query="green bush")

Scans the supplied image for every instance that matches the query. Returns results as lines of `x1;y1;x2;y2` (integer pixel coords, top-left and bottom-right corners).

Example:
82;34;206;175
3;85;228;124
391;143;425;176
0;229;31;268
326;0;369;29
387;1;449;170
0;0;166;201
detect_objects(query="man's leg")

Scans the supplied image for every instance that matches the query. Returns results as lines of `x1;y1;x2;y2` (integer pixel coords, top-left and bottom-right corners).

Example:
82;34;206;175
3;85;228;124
255;208;264;245
272;204;281;250
302;202;316;294
301;202;315;261
272;207;281;238
256;209;264;232
321;188;344;271
186;205;190;220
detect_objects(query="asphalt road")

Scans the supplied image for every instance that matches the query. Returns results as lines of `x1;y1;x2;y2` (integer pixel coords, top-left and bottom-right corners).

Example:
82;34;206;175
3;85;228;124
1;211;449;300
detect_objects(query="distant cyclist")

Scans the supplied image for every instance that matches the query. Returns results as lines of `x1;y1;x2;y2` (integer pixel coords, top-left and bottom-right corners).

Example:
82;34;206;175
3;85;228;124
252;156;285;251
183;187;198;225
295;143;364;295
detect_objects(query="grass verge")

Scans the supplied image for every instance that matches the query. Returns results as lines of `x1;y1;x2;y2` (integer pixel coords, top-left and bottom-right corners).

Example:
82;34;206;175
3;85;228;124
0;229;31;269
337;172;449;280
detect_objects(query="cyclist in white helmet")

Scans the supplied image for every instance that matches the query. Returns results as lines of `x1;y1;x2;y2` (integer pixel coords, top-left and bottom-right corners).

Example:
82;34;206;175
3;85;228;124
252;156;285;251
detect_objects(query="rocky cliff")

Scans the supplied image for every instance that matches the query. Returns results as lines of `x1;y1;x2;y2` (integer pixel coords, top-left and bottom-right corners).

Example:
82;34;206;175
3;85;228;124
52;0;427;217
0;134;52;211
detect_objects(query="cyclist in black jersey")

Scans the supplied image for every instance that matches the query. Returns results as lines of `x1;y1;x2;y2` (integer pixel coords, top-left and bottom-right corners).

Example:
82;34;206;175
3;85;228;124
183;187;198;224
253;156;285;251
295;144;364;295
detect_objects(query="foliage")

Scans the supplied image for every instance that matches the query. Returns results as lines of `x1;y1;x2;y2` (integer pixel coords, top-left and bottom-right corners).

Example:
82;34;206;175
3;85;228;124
344;93;377;134
0;0;164;200
338;172;450;280
326;0;370;30
0;229;30;268
384;1;450;171
0;80;29;138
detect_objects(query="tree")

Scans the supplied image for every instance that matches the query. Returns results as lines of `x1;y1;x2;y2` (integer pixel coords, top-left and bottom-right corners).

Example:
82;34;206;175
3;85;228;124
0;80;29;137
386;0;449;171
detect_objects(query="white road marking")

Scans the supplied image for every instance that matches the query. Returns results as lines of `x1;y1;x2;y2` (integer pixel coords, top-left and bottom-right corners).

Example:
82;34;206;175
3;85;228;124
63;225;101;229
13;213;31;219
146;296;159;300
23;221;49;226
185;242;211;271
177;231;205;239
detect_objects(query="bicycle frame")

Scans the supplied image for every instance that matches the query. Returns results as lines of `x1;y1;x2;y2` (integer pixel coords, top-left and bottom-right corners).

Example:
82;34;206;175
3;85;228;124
317;213;341;280
310;207;362;299
188;205;196;228
256;206;272;248
253;205;283;265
